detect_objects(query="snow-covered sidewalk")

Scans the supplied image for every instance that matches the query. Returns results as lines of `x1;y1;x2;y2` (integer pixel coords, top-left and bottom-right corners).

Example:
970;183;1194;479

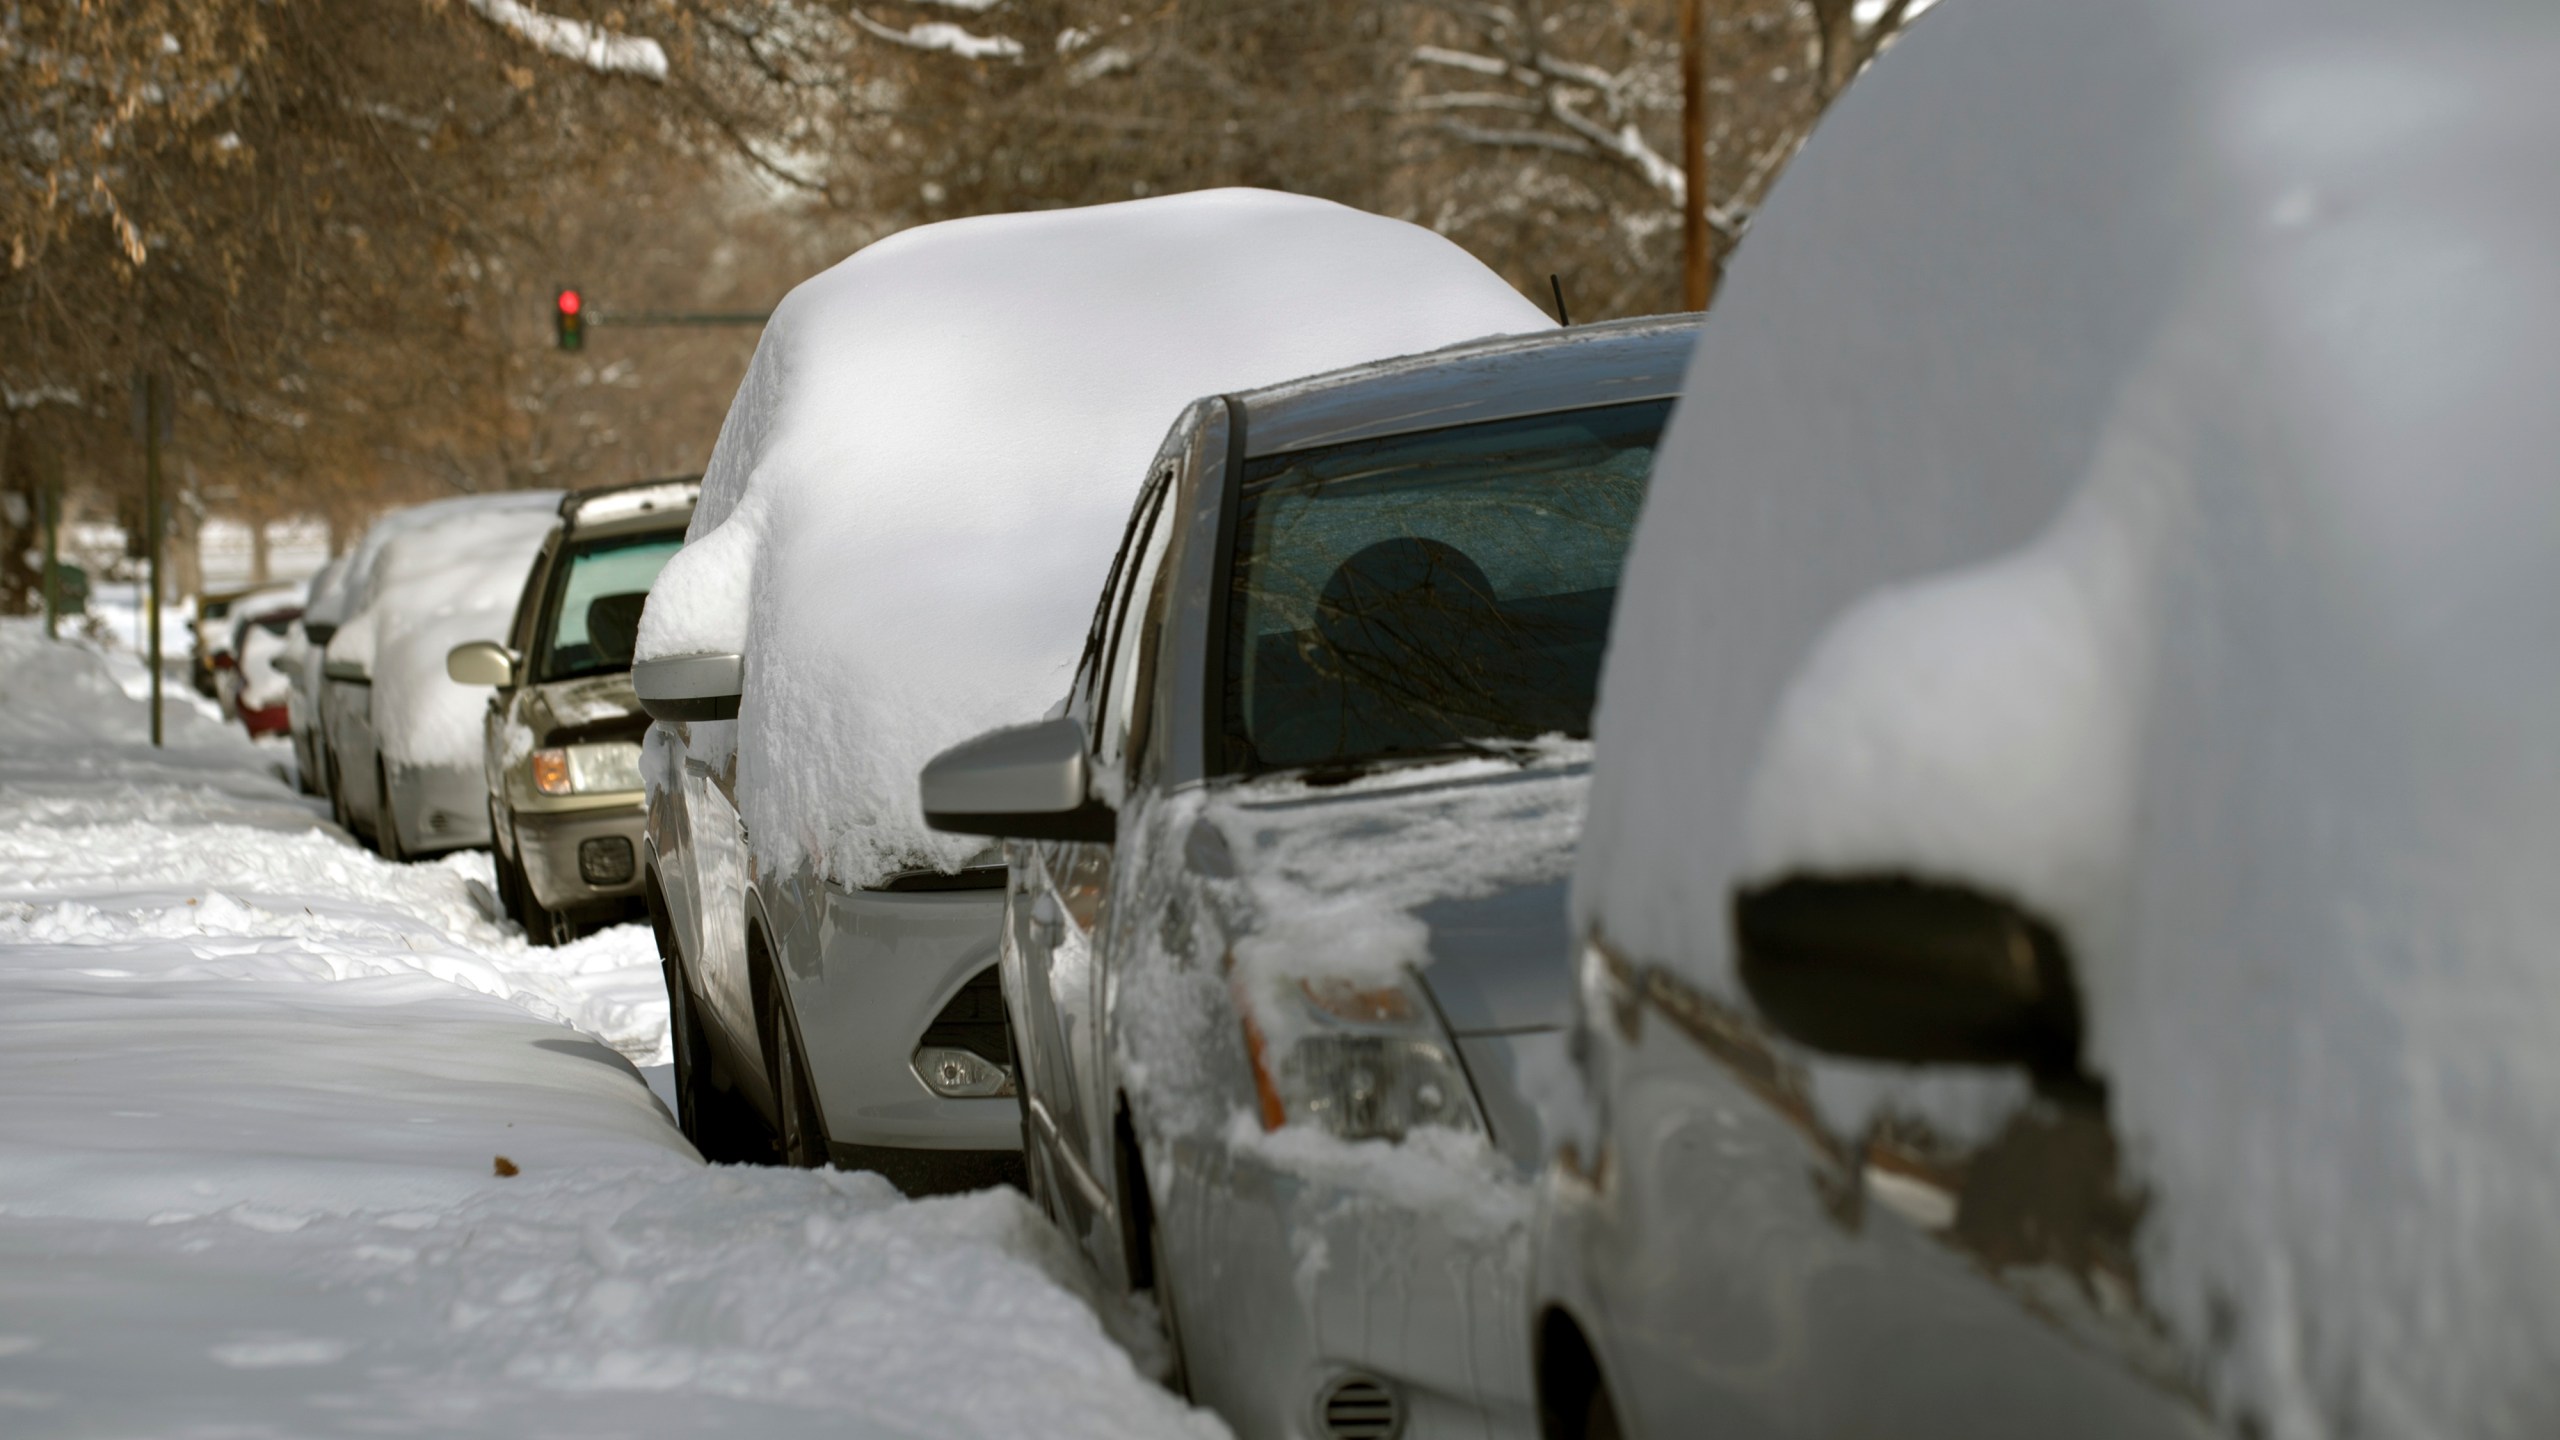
0;624;1215;1438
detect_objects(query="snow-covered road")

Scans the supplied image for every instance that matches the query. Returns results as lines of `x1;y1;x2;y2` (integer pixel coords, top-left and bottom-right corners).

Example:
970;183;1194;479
0;624;1216;1439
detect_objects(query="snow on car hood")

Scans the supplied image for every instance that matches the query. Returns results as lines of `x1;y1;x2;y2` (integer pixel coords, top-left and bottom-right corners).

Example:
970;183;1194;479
1577;0;2560;1434
636;187;1554;887
1203;744;1588;1028
358;494;562;771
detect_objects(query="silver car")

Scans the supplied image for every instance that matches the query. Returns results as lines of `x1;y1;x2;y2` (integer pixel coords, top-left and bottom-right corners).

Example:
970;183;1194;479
319;492;562;859
450;478;698;944
922;317;1696;1440
1531;2;2560;1438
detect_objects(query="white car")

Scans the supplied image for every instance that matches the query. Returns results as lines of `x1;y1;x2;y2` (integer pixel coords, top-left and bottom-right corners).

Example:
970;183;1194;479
320;492;560;858
631;188;1552;1185
1533;1;2560;1437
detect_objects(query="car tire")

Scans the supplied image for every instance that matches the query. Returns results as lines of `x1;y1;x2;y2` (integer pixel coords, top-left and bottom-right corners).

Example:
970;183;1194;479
663;953;769;1164
375;760;405;862
1121;1117;1193;1398
765;976;831;1169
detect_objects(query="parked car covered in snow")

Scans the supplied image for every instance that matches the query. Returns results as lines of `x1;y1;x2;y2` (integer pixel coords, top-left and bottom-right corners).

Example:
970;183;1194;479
632;188;1550;1187
281;555;349;797
219;584;305;736
449;477;698;945
320;491;560;858
189;585;255;698
922;316;1690;1438
1531;3;2560;1439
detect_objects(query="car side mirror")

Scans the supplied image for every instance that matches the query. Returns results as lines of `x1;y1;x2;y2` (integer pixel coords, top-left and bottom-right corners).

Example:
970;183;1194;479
322;655;369;683
273;651;303;677
632;652;743;722
445;640;519;688
1732;875;2085;1084
302;622;337;645
585;592;647;669
920;715;1116;843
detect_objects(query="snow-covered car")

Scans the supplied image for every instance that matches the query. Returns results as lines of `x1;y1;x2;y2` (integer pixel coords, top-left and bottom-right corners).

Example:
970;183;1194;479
221;585;306;736
920;316;1691;1437
631;188;1551;1186
281;555;350;797
189;586;255;698
1531;3;2560;1439
321;492;561;858
449;477;698;945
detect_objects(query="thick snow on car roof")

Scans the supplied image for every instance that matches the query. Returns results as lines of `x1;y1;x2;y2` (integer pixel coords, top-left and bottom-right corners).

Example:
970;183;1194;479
1577;0;2560;1433
638;187;1553;886
352;492;562;769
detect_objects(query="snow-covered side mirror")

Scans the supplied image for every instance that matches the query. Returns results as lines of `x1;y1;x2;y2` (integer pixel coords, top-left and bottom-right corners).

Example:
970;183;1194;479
1732;876;2086;1087
445;640;518;689
632;652;743;723
920;716;1115;843
273;651;303;677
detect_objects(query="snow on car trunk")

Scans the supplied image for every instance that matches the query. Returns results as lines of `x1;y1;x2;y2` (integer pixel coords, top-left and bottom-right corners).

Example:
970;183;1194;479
362;492;560;771
1576;1;2560;1435
637;187;1553;886
0;622;1222;1438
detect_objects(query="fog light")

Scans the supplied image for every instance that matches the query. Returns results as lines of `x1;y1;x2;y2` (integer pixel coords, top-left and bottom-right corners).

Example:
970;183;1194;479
577;836;634;886
911;1045;1015;1099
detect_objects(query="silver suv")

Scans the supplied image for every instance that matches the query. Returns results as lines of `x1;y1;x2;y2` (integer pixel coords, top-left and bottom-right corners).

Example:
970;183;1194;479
449;478;699;944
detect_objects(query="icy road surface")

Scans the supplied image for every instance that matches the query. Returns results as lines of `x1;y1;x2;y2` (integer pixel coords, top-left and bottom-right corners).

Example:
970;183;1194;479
0;624;1215;1439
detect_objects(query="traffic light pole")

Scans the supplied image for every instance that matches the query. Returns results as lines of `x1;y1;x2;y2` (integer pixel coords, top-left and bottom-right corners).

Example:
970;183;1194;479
592;310;773;328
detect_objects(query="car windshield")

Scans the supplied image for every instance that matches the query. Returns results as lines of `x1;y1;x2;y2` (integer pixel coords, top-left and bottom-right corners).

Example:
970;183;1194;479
1218;397;1672;775
538;532;684;683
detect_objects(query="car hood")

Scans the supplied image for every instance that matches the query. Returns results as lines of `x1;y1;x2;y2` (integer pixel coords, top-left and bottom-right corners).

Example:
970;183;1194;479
526;672;647;747
1201;749;1588;1037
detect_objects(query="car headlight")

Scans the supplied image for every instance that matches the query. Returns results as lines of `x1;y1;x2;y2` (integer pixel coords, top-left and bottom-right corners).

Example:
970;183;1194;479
1236;970;1483;1142
528;741;643;796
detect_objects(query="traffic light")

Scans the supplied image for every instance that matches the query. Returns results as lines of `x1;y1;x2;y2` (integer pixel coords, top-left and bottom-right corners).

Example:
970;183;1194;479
555;287;585;351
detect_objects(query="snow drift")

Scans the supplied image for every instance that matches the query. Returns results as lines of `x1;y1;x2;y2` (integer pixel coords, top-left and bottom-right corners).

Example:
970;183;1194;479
636;187;1553;886
1576;0;2560;1434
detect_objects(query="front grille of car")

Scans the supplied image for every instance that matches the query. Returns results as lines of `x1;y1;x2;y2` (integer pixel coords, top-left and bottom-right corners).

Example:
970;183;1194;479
1313;1373;1402;1440
918;965;1012;1067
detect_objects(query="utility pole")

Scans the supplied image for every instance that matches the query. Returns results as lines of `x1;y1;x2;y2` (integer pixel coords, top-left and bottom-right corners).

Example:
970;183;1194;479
1681;0;1719;311
40;446;59;641
134;372;170;747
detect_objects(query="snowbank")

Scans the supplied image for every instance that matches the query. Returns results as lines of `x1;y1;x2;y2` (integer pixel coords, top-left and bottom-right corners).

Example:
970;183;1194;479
639;187;1552;886
0;623;1223;1439
354;493;561;770
1577;1;2560;1434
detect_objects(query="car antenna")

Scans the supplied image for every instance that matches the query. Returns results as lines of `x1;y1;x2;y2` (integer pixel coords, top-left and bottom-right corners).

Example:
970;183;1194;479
1549;273;1572;326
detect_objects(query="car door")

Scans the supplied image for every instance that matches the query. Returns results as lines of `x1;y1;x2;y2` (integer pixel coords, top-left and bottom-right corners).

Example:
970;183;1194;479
684;718;757;1071
487;533;557;852
1014;468;1175;1243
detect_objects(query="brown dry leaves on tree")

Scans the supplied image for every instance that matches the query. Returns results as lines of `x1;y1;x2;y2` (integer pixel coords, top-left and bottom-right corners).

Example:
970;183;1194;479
4;0;1925;612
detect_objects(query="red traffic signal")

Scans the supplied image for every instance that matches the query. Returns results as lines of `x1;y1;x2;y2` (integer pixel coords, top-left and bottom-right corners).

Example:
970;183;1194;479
555;287;585;351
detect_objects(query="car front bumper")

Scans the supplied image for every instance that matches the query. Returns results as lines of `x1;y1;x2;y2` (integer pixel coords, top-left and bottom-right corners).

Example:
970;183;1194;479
1152;1123;1541;1440
514;798;647;912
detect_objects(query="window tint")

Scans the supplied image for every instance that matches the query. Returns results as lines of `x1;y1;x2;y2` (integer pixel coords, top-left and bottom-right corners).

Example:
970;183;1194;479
1218;399;1671;774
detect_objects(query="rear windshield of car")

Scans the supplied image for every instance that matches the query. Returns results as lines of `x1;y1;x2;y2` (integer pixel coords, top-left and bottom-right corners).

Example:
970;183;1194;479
1218;397;1672;775
537;532;684;683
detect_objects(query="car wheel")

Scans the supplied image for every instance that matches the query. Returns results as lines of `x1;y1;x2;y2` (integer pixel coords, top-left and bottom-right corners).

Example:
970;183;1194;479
325;753;350;830
766;981;830;1169
375;760;405;862
663;953;767;1164
1121;1117;1193;1398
